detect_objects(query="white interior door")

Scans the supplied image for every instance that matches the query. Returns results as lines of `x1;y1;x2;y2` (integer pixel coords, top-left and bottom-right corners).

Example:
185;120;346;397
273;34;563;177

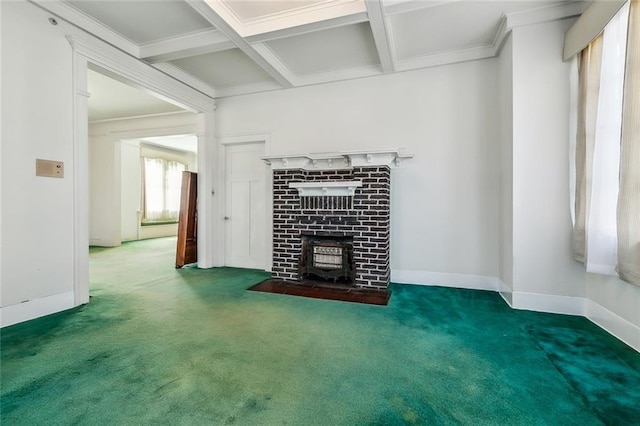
224;142;266;269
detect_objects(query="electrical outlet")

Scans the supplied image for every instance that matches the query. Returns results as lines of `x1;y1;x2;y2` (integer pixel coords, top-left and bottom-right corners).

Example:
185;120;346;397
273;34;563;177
36;159;64;178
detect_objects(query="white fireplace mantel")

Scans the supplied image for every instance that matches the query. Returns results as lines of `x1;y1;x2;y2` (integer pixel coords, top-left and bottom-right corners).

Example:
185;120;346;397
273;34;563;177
262;149;413;170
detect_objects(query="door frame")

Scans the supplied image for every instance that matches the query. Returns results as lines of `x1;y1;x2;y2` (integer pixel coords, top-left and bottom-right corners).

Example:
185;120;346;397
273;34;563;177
218;134;272;271
69;35;217;306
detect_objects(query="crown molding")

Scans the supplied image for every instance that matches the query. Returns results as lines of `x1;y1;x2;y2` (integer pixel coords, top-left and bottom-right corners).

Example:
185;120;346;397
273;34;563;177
213;81;285;99
30;0;140;57
140;29;235;63
395;44;495;72
295;64;383;86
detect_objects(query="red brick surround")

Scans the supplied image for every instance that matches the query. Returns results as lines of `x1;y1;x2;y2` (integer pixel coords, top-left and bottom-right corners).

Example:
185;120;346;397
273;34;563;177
272;166;390;289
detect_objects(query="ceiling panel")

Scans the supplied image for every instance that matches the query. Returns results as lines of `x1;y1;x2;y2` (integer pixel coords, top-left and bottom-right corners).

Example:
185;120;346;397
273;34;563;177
391;1;562;60
88;70;184;121
224;0;325;22
391;2;505;59
170;49;276;88
67;0;213;44
265;22;380;76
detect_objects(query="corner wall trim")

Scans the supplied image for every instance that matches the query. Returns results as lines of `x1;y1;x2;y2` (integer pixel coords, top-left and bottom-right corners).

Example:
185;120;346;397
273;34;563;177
0;291;75;328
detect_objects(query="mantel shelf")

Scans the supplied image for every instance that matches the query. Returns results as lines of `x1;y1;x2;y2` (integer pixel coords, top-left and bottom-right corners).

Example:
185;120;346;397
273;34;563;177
262;149;413;170
289;181;362;197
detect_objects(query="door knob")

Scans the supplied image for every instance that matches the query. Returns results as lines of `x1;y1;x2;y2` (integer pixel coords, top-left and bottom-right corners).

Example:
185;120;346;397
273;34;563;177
224;216;230;220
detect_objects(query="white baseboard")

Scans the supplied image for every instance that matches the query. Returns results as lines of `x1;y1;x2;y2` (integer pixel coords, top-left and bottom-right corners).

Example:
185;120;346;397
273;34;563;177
511;291;586;316
0;291;75;328
585;299;640;352
391;269;500;291
392;270;638;353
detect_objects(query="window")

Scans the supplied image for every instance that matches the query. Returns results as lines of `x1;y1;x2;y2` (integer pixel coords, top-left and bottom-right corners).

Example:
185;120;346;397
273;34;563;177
142;157;185;223
572;0;640;286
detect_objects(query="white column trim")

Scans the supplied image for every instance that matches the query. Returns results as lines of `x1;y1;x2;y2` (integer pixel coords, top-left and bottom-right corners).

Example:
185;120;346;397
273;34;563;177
72;52;90;307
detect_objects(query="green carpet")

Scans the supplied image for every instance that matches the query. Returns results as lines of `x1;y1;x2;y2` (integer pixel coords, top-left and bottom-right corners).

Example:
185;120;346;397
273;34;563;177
1;237;639;425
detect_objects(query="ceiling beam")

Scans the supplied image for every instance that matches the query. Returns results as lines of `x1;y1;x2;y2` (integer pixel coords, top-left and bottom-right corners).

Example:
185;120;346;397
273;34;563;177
140;29;235;63
365;0;395;73
187;0;295;88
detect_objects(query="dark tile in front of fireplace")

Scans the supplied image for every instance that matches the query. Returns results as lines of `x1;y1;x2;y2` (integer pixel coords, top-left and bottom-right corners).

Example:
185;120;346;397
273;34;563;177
248;279;390;306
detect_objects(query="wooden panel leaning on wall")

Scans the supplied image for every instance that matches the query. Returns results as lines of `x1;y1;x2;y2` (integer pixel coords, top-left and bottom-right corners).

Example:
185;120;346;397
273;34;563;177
176;171;197;268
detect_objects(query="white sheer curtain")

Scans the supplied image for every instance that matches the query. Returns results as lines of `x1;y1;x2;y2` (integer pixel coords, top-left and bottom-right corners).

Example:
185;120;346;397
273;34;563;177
144;158;166;221
143;157;186;222
586;1;629;274
617;0;640;285
165;161;185;219
572;0;640;286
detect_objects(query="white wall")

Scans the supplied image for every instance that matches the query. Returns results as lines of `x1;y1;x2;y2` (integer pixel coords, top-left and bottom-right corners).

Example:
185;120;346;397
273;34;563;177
216;60;500;282
120;141;141;242
1;1;75;307
498;34;514;299
511;18;587;299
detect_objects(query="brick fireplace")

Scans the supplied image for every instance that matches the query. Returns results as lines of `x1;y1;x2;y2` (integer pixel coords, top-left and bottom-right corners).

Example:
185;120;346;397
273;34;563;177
264;151;412;290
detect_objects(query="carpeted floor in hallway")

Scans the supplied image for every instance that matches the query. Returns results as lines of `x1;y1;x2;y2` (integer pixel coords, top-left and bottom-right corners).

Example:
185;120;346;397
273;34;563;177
1;237;639;425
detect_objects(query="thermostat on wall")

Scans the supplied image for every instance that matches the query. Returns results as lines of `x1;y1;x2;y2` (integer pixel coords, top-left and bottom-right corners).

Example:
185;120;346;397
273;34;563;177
36;159;64;178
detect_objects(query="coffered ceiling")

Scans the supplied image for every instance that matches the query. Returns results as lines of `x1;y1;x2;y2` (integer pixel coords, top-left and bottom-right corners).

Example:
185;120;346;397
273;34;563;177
35;0;587;100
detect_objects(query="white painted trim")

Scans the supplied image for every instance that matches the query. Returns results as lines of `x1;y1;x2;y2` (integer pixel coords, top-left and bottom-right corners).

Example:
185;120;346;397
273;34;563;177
511;291;586;316
1;291;75;328
586;299;640;352
263;149;413;170
140;29;235;63
72;53;90;306
365;0;395;73
196;112;218;268
70;36;215;113
391;269;501;292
